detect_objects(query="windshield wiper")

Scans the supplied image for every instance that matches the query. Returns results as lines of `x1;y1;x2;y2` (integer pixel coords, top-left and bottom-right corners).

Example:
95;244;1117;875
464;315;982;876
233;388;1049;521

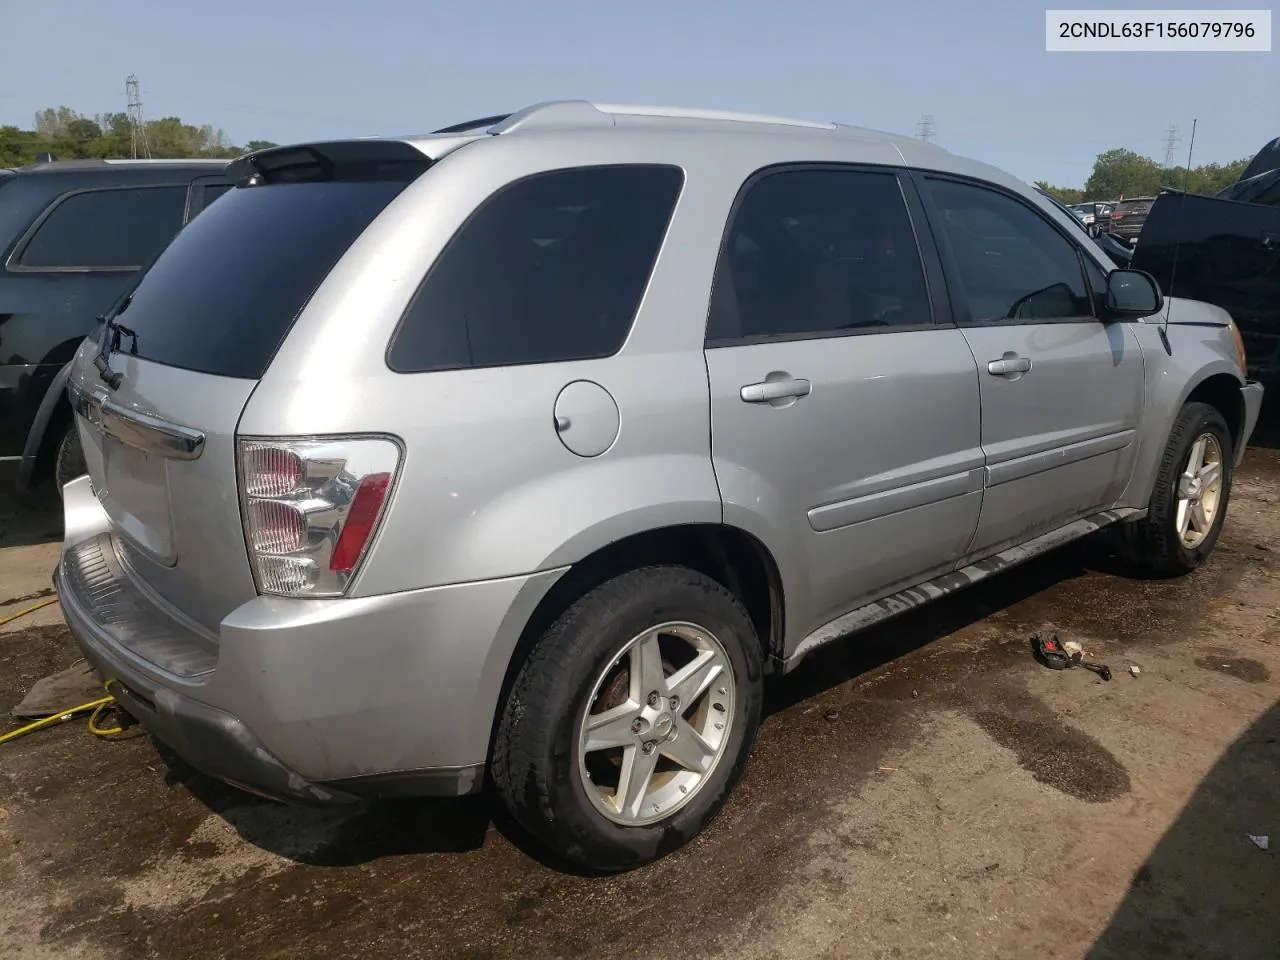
92;311;139;391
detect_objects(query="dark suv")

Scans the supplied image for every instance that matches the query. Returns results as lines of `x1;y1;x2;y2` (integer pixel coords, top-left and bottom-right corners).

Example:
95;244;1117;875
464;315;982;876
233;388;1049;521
1107;196;1156;246
0;158;234;491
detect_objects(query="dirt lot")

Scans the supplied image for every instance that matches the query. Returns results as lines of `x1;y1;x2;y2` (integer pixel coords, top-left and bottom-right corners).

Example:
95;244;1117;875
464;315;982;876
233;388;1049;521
2;454;1278;960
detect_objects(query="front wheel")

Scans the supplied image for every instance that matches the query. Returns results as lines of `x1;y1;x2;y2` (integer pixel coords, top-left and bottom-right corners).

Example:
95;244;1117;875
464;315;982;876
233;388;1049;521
1119;401;1232;576
491;566;764;873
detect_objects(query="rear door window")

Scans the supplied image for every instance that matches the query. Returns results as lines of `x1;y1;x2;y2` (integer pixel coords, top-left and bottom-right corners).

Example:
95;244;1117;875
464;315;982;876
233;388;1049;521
387;164;684;372
14;185;188;270
106;150;428;380
706;167;933;342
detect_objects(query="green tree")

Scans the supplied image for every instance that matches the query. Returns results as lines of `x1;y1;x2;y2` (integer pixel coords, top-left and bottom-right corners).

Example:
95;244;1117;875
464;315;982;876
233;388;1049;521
0;126;42;167
1163;158;1252;196
1083;148;1165;199
0;105;273;165
1033;181;1084;205
65;117;103;141
244;139;279;152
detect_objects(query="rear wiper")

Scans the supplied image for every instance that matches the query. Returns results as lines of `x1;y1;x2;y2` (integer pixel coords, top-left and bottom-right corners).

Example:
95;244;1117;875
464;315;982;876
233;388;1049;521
92;313;139;391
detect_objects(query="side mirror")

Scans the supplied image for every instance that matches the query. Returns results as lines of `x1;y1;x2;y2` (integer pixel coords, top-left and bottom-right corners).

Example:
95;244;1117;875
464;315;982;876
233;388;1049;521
1103;269;1163;319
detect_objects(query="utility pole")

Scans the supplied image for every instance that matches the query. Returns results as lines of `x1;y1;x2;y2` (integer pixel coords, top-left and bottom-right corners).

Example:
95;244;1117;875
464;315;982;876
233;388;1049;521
916;114;936;143
126;74;151;160
1162;124;1181;169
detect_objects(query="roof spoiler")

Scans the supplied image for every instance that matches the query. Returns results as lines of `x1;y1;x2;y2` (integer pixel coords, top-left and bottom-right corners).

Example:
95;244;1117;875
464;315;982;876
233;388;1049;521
227;140;433;186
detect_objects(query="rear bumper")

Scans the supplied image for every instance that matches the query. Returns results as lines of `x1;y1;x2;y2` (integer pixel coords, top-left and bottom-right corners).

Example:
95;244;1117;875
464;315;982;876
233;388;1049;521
1238;380;1265;466
57;475;565;804
55;597;360;804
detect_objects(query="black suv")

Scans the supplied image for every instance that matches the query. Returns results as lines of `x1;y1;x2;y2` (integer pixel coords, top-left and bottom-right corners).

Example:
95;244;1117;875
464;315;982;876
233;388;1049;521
1107;196;1156;246
1131;137;1280;439
0;158;234;491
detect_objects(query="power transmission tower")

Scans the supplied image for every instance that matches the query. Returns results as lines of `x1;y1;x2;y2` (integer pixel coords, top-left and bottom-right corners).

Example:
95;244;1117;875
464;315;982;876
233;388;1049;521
125;74;151;160
916;115;936;143
1162;124;1181;169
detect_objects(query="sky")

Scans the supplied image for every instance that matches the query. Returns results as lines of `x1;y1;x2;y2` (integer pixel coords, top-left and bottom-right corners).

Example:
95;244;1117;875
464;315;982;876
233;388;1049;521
2;0;1276;188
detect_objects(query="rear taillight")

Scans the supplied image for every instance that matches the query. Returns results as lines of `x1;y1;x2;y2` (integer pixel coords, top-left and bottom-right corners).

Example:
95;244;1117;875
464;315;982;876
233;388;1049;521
238;437;401;598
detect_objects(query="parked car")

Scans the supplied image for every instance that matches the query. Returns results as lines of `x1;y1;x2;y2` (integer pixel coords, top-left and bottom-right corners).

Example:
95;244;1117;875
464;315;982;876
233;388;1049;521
0;157;234;493
1068;202;1096;227
1107;196;1156;246
1035;189;1133;267
1130;136;1280;432
1066;201;1115;238
57;101;1262;873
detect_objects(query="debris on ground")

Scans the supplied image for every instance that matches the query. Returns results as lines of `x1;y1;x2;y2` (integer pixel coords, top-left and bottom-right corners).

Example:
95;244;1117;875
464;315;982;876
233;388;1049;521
1032;631;1112;681
12;662;98;719
1129;665;1142;677
1248;834;1270;851
824;708;840;722
1062;639;1084;658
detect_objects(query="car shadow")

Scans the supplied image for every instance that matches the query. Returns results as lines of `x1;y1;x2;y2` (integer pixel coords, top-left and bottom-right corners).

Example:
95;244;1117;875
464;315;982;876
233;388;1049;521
0;472;63;549
153;739;495;865
1086;698;1280;960
771;535;1103;714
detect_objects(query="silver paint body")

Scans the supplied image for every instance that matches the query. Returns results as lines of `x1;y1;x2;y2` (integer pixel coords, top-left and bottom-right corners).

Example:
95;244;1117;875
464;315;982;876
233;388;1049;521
57;102;1264;791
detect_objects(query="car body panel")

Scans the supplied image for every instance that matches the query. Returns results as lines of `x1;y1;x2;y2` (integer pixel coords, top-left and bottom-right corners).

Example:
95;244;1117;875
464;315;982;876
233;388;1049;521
707;329;984;645
67;347;260;634
1118;299;1253;504
56;103;1264;798
956;320;1144;555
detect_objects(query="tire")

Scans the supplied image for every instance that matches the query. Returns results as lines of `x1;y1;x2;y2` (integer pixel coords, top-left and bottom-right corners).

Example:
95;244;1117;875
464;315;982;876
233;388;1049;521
54;424;88;497
491;565;764;873
1119;401;1233;576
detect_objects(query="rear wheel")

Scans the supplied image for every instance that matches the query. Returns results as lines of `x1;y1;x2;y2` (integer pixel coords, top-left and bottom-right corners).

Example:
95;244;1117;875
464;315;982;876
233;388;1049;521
53;424;87;497
491;565;764;873
1119;402;1232;576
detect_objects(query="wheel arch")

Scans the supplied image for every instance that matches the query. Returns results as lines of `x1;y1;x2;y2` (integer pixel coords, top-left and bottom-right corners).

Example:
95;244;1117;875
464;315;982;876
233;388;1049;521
1185;373;1246;456
484;522;786;760
1122;353;1245;508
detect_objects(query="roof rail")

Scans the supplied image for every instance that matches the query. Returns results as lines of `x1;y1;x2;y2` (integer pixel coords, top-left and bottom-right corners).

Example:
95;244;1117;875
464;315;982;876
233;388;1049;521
486;100;839;136
489;101;615;134
596;102;837;130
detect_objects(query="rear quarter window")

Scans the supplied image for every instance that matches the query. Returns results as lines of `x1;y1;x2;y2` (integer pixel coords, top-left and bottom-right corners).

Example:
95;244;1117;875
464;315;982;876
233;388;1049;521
387;164;684;373
14;185;188;270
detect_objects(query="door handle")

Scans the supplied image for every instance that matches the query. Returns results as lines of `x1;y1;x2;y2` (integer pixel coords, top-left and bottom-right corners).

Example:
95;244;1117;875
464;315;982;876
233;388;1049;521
740;377;812;403
987;354;1032;377
1262;231;1278;250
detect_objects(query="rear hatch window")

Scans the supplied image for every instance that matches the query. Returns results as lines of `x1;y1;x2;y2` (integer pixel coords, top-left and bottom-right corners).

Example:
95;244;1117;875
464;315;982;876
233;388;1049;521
1115;200;1153;216
107;142;431;380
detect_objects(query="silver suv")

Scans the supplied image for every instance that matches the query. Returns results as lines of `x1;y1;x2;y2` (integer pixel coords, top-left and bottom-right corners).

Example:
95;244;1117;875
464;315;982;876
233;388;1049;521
57;101;1264;873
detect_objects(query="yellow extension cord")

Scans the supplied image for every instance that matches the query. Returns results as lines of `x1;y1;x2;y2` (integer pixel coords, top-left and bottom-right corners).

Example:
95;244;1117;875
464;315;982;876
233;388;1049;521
0;596;125;745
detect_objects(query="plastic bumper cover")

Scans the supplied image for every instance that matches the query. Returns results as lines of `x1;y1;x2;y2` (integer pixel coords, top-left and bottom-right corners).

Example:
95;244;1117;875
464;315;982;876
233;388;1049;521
57;475;566;803
1238;380;1265;466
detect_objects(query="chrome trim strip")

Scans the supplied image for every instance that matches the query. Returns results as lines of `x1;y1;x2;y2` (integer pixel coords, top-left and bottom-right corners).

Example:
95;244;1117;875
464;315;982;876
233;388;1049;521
67;380;206;460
